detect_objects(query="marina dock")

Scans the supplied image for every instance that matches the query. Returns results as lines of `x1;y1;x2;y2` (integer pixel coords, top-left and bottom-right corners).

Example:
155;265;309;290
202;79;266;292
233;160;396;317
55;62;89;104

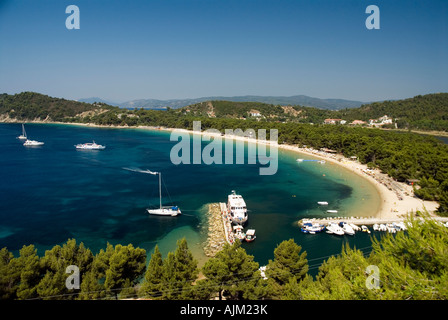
298;215;448;227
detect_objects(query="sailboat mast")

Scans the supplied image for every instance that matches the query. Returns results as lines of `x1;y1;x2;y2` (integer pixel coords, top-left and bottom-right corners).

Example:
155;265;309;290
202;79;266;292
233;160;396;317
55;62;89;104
159;172;162;209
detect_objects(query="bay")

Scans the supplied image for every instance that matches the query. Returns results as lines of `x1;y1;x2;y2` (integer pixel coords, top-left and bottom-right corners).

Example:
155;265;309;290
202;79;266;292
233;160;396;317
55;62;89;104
0;123;381;274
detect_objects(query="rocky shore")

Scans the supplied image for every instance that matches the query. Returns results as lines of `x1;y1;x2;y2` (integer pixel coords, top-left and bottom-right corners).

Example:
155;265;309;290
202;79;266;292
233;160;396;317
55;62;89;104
203;203;227;257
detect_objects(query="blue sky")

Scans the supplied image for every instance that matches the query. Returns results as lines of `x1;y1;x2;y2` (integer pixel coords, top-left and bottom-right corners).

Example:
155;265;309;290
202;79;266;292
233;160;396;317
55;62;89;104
0;0;447;102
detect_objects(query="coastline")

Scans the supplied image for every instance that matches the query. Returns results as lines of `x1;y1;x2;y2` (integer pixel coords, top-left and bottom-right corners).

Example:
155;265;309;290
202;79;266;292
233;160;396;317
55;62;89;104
4;120;440;220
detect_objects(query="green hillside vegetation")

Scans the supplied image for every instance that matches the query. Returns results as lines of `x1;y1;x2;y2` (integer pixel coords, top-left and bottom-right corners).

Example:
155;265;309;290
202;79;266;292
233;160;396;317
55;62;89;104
1;215;447;300
0;92;118;122
339;93;448;131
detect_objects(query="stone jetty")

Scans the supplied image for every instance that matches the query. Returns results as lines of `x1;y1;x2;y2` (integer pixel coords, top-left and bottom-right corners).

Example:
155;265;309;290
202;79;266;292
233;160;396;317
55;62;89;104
203;203;230;257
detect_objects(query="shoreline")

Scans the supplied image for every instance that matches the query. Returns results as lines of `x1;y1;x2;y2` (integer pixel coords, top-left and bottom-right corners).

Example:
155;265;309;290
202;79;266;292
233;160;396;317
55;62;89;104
4;120;440;220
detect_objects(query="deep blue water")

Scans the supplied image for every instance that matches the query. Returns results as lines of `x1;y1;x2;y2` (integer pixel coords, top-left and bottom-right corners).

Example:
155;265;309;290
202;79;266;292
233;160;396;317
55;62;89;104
0;123;381;274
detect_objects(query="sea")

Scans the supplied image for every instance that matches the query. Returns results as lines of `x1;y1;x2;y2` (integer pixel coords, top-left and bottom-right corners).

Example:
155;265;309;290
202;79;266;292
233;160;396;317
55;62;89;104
0;123;382;275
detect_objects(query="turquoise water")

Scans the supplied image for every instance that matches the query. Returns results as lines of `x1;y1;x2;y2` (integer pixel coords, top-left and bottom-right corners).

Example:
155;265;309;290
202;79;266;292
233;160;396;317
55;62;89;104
0;123;380;273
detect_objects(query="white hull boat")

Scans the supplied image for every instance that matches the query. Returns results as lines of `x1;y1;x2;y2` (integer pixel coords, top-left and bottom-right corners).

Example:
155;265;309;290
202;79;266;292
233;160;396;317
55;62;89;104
317;201;328;205
146;171;181;217
227;191;248;225
340;222;355;235
75;141;106;150
326;223;344;236
23;139;44;146
17;124;27;140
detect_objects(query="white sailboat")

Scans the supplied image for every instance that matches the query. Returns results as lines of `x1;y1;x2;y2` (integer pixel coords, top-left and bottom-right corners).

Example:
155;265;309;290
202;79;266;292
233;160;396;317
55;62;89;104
146;171;181;216
17;124;27;140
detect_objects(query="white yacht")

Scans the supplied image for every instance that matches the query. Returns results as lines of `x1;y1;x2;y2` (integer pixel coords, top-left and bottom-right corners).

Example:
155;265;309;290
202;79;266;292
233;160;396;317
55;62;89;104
340;222;355;235
17;124;27;140
23;139;44;146
325;223;344;236
75;141;106;150
146;171;181;216
227;191;248;225
317;201;328;205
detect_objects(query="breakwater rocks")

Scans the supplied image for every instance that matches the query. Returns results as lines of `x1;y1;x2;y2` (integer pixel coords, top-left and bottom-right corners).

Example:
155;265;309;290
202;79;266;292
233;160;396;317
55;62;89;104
203;203;227;257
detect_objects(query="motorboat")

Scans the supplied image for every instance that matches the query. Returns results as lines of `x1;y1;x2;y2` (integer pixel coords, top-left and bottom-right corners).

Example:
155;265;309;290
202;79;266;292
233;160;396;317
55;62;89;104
339;222;355;235
233;225;246;241
301;223;325;234
245;229;256;242
326;210;338;214
75;141;106;150
325;223;344;236
23;139;44;146
373;224;380;231
349;223;361;232
361;225;371;233
227;191;248;225
317;201;328;205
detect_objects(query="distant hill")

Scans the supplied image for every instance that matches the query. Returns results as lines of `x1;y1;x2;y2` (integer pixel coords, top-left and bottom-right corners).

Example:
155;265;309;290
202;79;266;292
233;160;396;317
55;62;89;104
77;97;121;106
115;94;365;110
0;92;118;122
338;93;448;131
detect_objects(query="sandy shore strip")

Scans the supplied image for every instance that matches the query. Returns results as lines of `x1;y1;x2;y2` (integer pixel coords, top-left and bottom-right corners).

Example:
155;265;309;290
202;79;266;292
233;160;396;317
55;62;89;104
172;127;440;220
9;120;440;219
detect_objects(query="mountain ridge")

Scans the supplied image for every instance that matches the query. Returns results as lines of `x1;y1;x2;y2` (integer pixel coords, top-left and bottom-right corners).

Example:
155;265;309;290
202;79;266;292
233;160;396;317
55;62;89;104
79;94;366;110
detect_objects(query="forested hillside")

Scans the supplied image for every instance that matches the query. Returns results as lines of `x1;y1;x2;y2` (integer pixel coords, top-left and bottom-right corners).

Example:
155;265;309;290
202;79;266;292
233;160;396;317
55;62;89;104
0;92;118;122
339;93;448;131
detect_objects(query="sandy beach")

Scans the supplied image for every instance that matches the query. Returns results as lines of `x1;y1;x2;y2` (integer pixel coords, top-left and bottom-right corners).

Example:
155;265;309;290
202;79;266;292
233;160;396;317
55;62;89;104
8;120;441;220
171;126;440;221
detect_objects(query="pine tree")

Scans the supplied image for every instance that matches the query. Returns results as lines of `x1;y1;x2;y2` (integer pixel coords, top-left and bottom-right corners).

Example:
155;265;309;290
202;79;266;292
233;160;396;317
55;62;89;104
139;245;164;299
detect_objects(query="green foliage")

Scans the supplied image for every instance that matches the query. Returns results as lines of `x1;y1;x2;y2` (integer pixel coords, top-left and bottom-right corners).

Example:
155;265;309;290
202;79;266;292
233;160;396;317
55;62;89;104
200;241;261;300
0;217;447;300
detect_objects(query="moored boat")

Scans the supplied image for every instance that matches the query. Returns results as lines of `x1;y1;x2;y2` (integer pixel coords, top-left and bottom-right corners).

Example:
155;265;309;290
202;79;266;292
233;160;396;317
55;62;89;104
245;229;256;242
233;225;246;241
23;139;44;146
340;222;355;235
75;141;106;150
326;222;344;236
301;222;325;234
227;191;248;225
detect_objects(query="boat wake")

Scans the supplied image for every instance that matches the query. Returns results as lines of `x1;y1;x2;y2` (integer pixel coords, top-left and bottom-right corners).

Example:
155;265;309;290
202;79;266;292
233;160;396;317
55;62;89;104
122;167;158;175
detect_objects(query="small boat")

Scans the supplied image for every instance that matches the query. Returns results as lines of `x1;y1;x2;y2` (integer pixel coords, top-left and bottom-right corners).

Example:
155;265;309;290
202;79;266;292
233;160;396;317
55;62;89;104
75;141;106;150
317;201;329;205
17;124;27;140
296;159;304;162
23;139;44;146
379;224;387;231
301;223;325;234
326;223;344;236
361;225;371;233
349;223;361;231
146;171;181;216
245;229;256;242
373;224;380;231
340;222;355;235
233;225;246;241
326;210;338;214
